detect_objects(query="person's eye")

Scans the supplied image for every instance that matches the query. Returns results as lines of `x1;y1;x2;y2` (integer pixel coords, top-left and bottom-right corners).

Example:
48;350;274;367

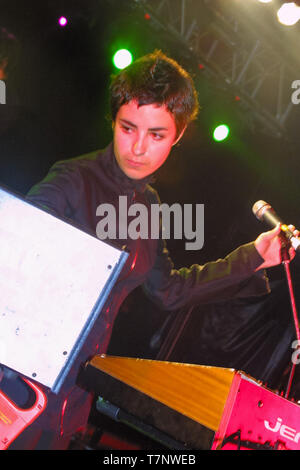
151;132;165;141
121;124;134;133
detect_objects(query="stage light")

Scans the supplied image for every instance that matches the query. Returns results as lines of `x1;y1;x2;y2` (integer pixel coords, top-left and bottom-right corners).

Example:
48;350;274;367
58;16;68;27
213;124;230;142
277;2;300;26
257;0;272;3
112;49;133;70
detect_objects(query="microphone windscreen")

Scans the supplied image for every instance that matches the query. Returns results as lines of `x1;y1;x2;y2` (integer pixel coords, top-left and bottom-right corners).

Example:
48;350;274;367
252;200;269;221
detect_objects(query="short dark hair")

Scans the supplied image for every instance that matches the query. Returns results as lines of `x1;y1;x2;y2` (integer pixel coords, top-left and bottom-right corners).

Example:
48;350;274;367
110;50;199;136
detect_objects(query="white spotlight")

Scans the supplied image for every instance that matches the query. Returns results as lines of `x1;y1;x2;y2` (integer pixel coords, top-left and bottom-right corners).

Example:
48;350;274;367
277;2;300;26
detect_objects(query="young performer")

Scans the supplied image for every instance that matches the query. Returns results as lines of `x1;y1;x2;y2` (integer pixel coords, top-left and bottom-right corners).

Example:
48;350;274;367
9;50;291;450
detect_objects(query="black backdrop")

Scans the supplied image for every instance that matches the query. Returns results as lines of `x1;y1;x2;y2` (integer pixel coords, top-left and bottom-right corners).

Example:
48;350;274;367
1;0;300;397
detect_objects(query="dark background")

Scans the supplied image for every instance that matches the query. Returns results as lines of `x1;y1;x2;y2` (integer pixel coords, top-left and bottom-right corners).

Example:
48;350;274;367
1;0;300;398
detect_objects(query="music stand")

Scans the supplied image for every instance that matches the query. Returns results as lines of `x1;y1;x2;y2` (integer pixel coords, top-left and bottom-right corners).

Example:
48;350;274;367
0;186;128;394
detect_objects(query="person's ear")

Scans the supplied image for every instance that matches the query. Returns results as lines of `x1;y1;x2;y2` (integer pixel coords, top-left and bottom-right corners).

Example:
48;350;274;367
172;125;187;146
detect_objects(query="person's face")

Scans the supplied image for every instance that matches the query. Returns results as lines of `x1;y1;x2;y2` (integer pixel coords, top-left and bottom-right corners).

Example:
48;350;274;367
113;100;185;180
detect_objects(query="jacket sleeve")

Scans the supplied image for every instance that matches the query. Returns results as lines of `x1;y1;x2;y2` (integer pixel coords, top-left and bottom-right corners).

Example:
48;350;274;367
143;238;270;311
142;187;270;311
26;160;84;219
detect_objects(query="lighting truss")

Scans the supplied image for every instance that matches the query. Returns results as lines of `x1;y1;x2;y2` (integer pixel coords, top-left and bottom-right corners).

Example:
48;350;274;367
134;0;300;139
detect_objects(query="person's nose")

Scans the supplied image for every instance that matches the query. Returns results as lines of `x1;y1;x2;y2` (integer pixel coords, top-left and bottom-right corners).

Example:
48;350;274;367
132;133;147;156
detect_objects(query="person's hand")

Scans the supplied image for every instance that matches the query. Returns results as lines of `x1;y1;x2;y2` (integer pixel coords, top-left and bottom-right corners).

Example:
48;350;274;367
254;224;297;271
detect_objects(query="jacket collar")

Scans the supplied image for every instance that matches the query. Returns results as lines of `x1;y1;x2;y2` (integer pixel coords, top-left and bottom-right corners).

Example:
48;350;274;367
102;142;154;193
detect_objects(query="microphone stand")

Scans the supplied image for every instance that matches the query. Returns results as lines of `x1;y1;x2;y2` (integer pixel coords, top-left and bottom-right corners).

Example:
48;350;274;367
281;242;300;399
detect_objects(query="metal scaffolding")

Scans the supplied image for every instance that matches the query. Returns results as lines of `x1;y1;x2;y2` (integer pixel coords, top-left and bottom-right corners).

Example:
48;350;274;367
134;0;300;139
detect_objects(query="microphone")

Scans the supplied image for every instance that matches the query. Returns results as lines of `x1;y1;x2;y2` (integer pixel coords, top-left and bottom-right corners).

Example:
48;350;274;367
252;200;300;252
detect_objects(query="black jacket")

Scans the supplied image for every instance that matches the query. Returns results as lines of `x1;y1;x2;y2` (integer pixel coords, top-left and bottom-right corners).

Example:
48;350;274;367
27;142;269;356
21;142;269;443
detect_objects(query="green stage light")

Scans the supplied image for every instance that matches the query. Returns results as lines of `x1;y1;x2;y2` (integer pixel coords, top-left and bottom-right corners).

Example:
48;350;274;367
113;49;133;69
213;124;230;142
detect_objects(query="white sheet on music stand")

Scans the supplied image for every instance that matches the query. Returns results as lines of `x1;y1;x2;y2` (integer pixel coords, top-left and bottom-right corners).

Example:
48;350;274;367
0;188;125;389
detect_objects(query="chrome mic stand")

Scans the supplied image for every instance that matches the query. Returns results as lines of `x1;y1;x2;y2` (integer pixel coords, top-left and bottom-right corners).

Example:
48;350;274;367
281;241;300;399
